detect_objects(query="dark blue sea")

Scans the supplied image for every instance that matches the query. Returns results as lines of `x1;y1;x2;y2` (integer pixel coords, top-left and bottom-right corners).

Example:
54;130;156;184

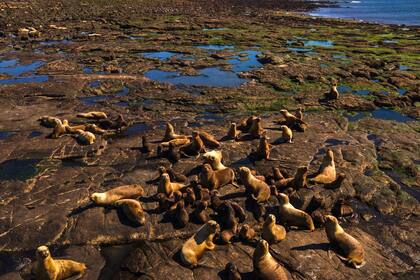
310;0;420;26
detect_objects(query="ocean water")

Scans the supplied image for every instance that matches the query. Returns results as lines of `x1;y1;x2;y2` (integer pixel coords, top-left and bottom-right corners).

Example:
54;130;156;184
310;0;420;26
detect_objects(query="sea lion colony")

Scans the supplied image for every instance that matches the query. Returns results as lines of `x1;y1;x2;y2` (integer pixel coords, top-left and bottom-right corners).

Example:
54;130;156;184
31;105;366;279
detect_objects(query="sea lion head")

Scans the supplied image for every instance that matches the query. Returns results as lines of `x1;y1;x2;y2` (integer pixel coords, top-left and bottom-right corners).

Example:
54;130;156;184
256;239;269;256
158;166;167;175
326;149;334;161
266;214;276;225
324;215;338;225
279;109;288;116
90;192;106;204
202;163;213;175
62;119;69;126
277;193;289;205
280;125;289;132
239;166;251;176
36;246;51;259
166;122;174;133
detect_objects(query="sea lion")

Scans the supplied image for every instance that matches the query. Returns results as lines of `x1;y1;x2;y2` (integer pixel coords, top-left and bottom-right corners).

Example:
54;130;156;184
239;224;256;242
210;190;224;211
85;124;107;135
325;82;339;100
225;262;242;280
77;111;107;119
219;203;238;244
158;173;185;197
175;200;189;228
248;117;264;139
279;109;307;131
35;245;87;280
203;150;227;170
200;163;236;190
65;123;87;134
98;114;127;132
185;187;196;206
38;116;62;128
276;167;308;190
253;239;288;280
180;220;219;267
180;131;206;157
262;214;286;244
324;215;365;268
74;129;95;145
295;107;304;121
162;122;188;142
239;116;257;132
231;201;247;223
158;166;188;183
272;167;285;181
192;200;209;224
90;184;144;205
226;122;240;140
157;142;180;163
50;119;68;139
160;138;190;147
280;125;293;143
198;131;221;148
114;199;146;225
253;134;277;160
141;135;152;153
276;193;315;231
239;167;270;203
311;149;336;184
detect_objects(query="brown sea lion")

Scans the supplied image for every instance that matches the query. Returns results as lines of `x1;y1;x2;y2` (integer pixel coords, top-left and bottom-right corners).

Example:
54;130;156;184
248;117;265;139
160;138;190;147
239;224;257;242
180;220;219;267
226;122;240;140
50;119;68;139
280;125;293;143
175;200;189;228
158;173;186;197
114;199;146;225
192;200;209;224
253;239;288;280
225;262;242;280
162;122;188;142
262;214;286;244
90;184;144;205
324;215;365;268
198;131;221;148
77;111;107;119
200;163;236;190
35;245;86;280
38;116;62;128
295;107;304;121
239;167;270;203
180;131;206;157
311;149;336;184
203;150;227;170
231;201;247;223
277;193;315;231
74;129;95;145
255;134;271;160
219;203;238;244
276;166;308;190
158;166;188;183
325;82;339;100
239;116;257;132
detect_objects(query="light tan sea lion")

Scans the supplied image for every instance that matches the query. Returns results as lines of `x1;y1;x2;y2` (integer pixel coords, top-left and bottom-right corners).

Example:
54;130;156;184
311;149;336;184
77;111;108;119
64;123;87;134
248;117;265;139
38;116;62;128
85;124;107;135
158;173;185;197
74;129;95;145
200;163;236;190
160;138;190;147
198;131;221;148
179;131;206;156
280;125;293;143
324;215;365;268
262;214;286;244
253;239;288;280
162;122;188;142
203;150;227;170
90;184;144;205
35;245;86;280
277;193;314;231
50;119;68;139
226;122;240;140
180;220;219;267
239;167;270;203
114;199;146;225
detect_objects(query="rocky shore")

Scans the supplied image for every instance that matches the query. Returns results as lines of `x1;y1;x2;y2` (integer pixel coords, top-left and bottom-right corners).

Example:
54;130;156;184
0;1;419;279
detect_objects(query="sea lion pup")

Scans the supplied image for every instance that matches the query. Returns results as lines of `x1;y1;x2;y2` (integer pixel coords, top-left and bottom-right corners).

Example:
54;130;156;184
324;215;365;268
325;82;339;100
280;125;293;143
74;129;96;145
311;149;336;184
180;220;219;267
38;116;62;128
158;173;186;197
262;214;286;244
50;119;68;139
192;200;209;224
226;122;240;140
198;131;221;148
174;200;189;228
203;150;227;170
239;224;257;242
200;163;236;190
239;167;270;203
90;184;144;205
225;262;242;280
162;122;188;142
35;245;86;280
77;111;108;119
248;117;265;139
239;116;257;132
295;107;304;121
276;193;315;231
114;199;146;225
253;239;288;280
179;131;206;157
276;166;308;190
160;138;190;147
